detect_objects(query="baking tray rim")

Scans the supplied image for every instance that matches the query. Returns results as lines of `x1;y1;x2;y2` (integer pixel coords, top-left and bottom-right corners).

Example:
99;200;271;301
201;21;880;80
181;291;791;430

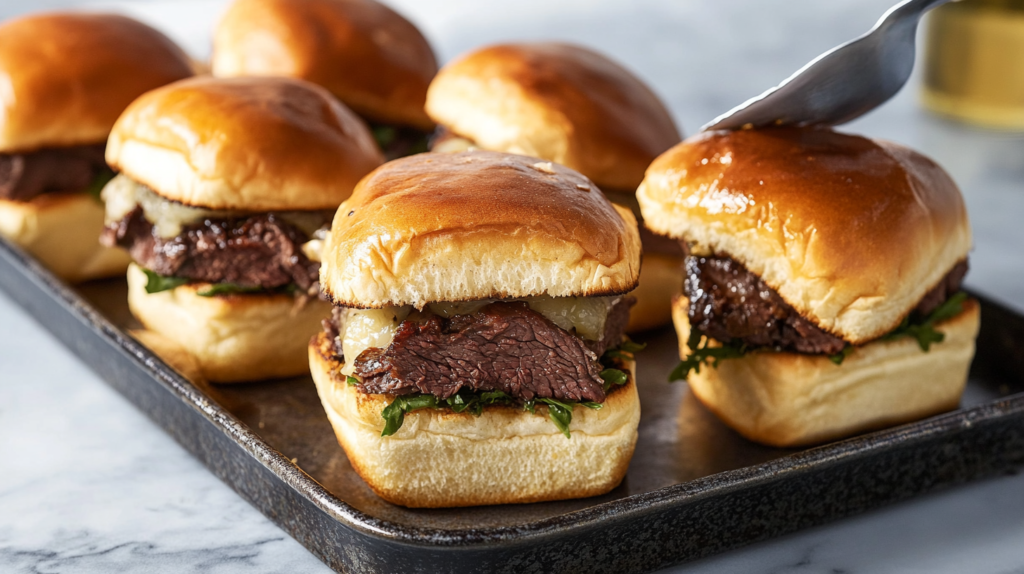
4;236;1023;550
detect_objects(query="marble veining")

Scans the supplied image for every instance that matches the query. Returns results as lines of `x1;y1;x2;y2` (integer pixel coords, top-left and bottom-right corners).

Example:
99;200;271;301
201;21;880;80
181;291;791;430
1;0;1023;572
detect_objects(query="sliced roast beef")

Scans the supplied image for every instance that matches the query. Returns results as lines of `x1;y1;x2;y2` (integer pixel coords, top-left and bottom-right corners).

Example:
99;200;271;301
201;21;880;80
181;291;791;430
0;144;108;201
353;302;611;403
102;207;329;290
685;254;968;354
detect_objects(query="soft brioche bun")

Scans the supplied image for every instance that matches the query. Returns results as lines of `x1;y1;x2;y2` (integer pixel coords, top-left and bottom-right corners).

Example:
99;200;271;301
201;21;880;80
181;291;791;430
127;263;332;383
309;332;640;507
425;42;680;192
129;329;207;385
106;76;383;211
0;12;193;152
0;193;130;282
321;151;642;309
212;0;437;130
638;128;972;344
625;252;683;333
671;296;980;448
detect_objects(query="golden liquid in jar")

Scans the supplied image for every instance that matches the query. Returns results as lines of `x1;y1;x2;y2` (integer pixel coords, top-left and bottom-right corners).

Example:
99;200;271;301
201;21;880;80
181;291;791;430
922;0;1024;129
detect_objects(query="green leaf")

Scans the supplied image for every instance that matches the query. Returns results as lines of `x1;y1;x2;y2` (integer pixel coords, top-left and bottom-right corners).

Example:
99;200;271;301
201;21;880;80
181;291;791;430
346;376;359;387
668;327;747;382
881;291;966;352
86;168;115;203
829;346;854;365
372;126;397;149
480;391;511;403
142;269;190;294
600;368;628;392
581;401;603;410
379;395;438;437
196;283;266;297
537;398;573;439
618;339;647;353
523;399;536;414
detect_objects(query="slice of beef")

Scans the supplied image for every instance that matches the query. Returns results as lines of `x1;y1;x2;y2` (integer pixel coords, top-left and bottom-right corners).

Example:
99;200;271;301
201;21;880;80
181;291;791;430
685;255;848;355
353;302;609;403
585;296;635;357
0;144;108;201
102;207;329;290
685;254;969;354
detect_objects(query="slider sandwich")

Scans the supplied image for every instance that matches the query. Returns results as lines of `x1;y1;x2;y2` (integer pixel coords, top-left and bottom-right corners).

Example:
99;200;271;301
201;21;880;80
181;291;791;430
212;0;438;160
310;151;643;507
637;127;980;448
0;13;194;281
425;42;683;332
101;76;383;382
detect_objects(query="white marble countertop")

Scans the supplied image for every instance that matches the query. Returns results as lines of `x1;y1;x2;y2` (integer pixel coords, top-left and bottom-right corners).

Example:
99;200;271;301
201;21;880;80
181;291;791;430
2;0;1024;572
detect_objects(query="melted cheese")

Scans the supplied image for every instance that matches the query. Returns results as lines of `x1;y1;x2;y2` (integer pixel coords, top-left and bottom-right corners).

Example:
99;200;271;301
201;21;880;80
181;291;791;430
102;174;223;238
340;296;619;375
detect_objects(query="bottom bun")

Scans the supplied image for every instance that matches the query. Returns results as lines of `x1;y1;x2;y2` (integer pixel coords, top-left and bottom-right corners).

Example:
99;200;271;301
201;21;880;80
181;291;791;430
309;332;640;508
0;193;130;282
626;252;683;333
127;263;332;383
672;296;981;448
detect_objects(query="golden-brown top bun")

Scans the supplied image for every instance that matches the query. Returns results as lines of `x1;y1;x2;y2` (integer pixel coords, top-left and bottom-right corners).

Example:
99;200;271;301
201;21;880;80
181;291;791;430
107;76;384;211
0;12;194;153
321;151;642;308
212;0;437;130
638;127;972;344
425;42;681;192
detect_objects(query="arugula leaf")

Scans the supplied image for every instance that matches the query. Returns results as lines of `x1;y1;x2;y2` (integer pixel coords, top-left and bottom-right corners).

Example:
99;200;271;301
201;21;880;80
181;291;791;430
600;368;628;392
380;394;438;437
346;376;359;387
86;168;116;203
196;283;266;297
537;398;574;439
143;269;190;294
581;401;603;410
829;346;855;365
882;292;967;351
669;327;747;382
372;126;397;149
619;339;647;353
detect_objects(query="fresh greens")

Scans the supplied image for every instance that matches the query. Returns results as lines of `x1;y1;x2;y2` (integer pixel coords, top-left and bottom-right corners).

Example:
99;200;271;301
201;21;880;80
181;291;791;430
141;269;298;298
376;338;641;438
669;327;747;382
669;291;969;377
143;269;190;294
371;126;397;150
882;291;968;351
86;168;116;203
346;376;359;387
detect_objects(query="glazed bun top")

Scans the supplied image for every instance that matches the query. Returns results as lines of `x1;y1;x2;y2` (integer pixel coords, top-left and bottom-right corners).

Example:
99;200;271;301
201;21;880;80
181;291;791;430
637;127;971;344
0;12;194;153
321;151;642;308
425;42;681;192
212;0;437;131
106;76;384;211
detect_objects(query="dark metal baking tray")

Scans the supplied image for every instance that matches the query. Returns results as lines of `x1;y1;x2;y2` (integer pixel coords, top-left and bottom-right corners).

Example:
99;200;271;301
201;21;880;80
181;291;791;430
3;235;1023;573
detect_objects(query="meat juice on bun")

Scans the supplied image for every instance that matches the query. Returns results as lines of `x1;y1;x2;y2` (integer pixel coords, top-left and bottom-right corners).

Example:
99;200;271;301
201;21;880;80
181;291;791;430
637;127;979;448
0;13;194;281
425;42;683;332
100;76;383;382
310;151;643;507
212;0;437;160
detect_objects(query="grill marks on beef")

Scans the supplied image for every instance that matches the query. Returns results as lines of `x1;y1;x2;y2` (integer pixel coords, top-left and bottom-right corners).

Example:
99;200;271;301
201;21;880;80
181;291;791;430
353;302;615;403
685;254;969;355
0;144;108;201
102;207;327;290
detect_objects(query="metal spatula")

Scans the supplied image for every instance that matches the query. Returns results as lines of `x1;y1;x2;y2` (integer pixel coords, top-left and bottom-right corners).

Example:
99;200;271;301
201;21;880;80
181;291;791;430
702;0;955;132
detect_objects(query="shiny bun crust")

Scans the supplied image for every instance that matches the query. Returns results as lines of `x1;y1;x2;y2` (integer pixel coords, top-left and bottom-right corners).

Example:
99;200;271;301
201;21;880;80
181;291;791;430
127;263;332;383
107;76;383;211
0;193;130;282
320;151;642;308
638;128;972;344
0;13;193;152
672;296;980;448
425;43;681;191
212;0;437;130
309;332;639;507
